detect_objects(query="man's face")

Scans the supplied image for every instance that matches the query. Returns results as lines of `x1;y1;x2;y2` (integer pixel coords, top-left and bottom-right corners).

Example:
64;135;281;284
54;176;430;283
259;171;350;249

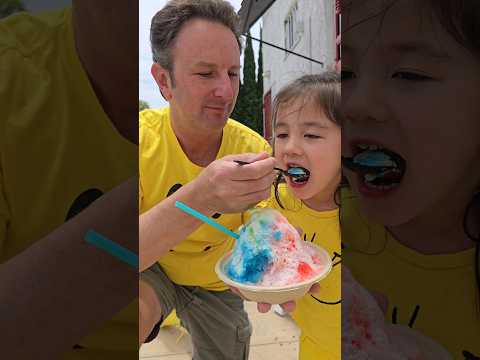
154;19;241;132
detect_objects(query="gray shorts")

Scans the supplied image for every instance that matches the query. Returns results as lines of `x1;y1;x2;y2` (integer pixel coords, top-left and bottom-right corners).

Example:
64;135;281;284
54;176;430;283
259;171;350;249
140;263;251;360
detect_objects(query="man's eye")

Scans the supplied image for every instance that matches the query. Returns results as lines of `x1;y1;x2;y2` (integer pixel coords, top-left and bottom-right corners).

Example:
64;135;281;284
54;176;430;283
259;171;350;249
229;72;239;78
341;70;355;81
392;71;433;81
197;73;213;77
305;134;321;139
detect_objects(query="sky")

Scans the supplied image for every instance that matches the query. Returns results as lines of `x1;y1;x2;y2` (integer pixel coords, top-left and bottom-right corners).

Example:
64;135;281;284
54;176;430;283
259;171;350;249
139;0;261;109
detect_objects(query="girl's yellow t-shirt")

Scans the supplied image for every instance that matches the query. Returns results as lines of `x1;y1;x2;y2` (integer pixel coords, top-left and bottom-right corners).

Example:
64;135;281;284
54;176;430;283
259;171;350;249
266;185;341;360
341;188;480;360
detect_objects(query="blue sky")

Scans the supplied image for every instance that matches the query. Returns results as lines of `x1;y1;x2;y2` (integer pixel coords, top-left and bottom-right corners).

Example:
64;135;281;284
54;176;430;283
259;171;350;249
139;0;261;109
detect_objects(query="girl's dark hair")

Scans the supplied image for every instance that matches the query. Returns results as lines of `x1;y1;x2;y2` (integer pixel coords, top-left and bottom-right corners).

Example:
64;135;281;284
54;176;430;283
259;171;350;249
271;72;341;209
426;0;480;56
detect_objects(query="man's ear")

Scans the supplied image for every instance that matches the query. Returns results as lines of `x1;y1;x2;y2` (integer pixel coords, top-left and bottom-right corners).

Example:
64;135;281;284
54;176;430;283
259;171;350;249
151;63;173;101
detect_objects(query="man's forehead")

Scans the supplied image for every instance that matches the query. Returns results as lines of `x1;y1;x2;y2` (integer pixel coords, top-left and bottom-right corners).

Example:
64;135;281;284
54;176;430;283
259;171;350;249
174;18;237;45
192;61;241;69
171;18;240;61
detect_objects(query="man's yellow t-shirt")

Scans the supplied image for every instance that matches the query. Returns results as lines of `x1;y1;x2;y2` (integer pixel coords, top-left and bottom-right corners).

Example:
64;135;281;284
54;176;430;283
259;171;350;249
0;9;137;359
266;184;341;360
341;189;480;360
139;108;271;291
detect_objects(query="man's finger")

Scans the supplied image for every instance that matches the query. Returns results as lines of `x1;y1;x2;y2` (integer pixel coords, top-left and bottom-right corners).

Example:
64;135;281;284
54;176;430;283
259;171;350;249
226;152;270;163
230;157;276;181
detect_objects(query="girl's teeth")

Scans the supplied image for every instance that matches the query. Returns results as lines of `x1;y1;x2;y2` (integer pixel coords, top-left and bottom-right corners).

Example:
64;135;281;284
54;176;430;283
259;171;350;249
357;144;382;151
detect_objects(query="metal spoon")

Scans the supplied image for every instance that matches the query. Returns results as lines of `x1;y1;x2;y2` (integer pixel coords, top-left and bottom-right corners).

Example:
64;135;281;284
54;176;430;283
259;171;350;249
234;160;310;179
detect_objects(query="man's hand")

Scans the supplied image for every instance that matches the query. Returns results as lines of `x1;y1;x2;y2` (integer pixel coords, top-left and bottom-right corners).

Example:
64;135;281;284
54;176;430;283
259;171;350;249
192;152;276;214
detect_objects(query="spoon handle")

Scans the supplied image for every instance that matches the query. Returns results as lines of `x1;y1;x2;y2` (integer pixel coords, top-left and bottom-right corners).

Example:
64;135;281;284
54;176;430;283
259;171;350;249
233;160;286;174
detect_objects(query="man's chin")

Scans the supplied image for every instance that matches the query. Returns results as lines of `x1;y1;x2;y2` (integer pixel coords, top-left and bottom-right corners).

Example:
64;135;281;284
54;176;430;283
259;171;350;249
203;113;230;128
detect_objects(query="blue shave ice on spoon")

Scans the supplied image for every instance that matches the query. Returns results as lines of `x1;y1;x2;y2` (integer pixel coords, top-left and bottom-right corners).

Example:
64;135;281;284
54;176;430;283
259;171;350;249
353;151;395;167
233;160;310;179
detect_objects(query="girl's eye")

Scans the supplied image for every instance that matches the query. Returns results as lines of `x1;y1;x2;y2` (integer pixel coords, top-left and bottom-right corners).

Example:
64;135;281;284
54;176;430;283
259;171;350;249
275;133;288;139
341;70;355;81
392;71;433;81
305;134;321;139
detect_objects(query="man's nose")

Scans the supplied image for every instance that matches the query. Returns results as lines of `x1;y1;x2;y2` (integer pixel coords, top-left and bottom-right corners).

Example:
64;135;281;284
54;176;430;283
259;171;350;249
213;73;235;101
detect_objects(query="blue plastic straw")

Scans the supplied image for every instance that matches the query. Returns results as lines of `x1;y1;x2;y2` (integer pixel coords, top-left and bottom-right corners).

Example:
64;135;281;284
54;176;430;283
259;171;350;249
175;201;239;239
85;229;139;269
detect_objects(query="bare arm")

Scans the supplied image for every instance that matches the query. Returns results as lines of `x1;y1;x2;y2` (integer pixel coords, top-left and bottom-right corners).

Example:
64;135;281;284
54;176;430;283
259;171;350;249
1;178;138;359
139;152;276;271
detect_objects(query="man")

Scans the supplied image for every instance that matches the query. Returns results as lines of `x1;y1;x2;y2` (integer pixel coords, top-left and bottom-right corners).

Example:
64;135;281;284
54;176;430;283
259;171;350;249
1;1;138;358
138;0;277;358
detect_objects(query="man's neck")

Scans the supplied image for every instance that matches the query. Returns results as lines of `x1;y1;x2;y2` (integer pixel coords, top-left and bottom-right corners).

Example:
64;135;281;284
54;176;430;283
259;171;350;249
72;1;138;145
170;117;223;167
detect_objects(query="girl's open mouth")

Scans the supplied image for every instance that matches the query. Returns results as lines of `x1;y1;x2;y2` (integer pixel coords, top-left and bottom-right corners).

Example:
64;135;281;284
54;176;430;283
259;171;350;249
287;165;310;185
342;144;406;191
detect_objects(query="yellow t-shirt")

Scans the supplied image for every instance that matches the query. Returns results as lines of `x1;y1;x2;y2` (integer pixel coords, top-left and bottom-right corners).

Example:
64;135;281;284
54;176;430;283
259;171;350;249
0;9;137;359
266;184;341;360
341;189;480;360
139;108;271;290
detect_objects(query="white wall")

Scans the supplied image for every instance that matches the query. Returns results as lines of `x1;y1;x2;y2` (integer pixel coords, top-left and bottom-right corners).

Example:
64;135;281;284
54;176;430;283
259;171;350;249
262;0;335;99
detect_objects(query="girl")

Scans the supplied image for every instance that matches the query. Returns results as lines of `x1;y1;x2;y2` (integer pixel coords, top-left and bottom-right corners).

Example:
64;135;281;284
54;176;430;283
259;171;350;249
341;0;480;358
267;72;342;359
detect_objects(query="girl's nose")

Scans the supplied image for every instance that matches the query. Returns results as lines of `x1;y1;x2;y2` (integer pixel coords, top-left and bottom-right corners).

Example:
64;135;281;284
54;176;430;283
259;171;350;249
342;75;389;126
284;136;304;156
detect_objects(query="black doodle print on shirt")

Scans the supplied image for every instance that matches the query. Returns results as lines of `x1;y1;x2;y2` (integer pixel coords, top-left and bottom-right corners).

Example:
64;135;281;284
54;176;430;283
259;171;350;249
463;350;480;360
167;183;222;219
65;188;104;221
302;232;342;305
391;305;420;328
341;244;478;358
166;183;183;197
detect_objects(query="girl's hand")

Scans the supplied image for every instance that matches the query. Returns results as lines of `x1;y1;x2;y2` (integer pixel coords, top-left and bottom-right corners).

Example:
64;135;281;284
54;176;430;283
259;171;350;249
230;283;321;313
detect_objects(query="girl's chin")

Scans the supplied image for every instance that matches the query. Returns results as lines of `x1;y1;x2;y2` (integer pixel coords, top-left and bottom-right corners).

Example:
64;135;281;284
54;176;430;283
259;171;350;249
287;181;312;199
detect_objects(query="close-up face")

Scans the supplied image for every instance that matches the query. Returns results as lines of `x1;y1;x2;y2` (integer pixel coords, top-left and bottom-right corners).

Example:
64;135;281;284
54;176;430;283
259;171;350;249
275;98;341;210
342;0;480;226
153;18;240;132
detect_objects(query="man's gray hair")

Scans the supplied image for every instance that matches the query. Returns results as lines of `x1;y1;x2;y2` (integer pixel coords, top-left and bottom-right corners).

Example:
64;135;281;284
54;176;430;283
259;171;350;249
151;0;242;81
